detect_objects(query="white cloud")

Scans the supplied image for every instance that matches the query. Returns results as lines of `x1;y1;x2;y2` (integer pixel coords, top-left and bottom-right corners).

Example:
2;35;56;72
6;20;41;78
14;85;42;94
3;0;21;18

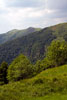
0;0;5;7
0;0;67;34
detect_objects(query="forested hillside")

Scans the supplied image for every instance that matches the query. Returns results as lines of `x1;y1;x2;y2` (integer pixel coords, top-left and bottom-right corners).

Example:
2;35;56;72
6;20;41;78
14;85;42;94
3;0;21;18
0;39;67;100
0;27;41;44
0;0;67;99
0;23;67;64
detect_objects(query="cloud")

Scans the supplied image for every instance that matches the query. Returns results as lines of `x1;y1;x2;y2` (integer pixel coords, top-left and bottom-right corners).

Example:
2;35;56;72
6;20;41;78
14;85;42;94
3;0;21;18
4;0;45;8
46;0;67;10
0;0;67;34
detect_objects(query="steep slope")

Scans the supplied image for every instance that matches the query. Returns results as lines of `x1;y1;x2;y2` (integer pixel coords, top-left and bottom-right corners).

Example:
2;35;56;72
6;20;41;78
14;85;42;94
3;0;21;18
0;64;67;100
50;23;67;39
0;27;55;64
0;23;67;64
0;27;41;44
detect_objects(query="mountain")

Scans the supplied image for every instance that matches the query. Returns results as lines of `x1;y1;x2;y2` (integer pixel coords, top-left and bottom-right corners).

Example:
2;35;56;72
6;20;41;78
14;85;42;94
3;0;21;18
0;27;41;44
0;23;67;64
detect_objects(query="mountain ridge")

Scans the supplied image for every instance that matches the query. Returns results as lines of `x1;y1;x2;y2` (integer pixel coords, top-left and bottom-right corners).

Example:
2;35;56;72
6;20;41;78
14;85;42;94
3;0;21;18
0;23;67;64
0;27;41;44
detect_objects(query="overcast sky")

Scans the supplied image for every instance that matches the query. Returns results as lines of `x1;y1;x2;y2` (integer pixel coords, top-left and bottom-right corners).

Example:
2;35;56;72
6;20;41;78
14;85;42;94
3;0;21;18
0;0;67;34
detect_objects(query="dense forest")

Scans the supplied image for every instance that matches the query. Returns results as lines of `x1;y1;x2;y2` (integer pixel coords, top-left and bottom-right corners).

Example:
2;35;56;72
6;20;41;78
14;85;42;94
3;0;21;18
0;39;67;100
0;27;41;44
0;23;67;64
0;39;67;84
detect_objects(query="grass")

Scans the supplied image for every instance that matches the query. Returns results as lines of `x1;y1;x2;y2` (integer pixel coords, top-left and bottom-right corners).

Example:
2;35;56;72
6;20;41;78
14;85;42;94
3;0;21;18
21;94;67;100
0;64;67;100
26;94;67;100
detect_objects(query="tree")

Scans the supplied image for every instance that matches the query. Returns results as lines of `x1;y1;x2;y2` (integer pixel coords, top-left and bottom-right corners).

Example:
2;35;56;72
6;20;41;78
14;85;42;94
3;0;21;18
0;61;8;85
46;40;67;67
7;54;34;82
34;60;45;74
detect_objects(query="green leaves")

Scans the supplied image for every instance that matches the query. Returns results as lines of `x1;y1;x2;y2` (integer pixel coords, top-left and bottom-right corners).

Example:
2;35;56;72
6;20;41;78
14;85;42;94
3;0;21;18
46;40;67;67
0;61;8;85
7;54;34;82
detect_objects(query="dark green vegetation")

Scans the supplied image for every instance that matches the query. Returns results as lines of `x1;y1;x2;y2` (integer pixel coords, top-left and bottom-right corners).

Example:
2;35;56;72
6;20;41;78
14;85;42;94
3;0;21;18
0;38;67;99
0;23;67;64
0;23;67;99
0;27;41;44
0;62;8;85
46;40;67;66
34;40;67;73
7;54;34;82
0;64;67;100
5;40;67;83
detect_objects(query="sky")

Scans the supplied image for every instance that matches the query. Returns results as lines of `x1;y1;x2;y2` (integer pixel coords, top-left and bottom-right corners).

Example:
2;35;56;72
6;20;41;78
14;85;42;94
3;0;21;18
0;0;67;34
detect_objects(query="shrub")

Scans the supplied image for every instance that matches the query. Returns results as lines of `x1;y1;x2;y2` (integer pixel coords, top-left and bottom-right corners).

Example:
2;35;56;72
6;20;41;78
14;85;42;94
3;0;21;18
46;40;67;67
0;61;8;85
7;54;34;82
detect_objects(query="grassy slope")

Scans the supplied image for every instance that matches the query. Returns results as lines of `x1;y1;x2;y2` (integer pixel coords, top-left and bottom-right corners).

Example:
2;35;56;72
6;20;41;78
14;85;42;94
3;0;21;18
0;64;67;100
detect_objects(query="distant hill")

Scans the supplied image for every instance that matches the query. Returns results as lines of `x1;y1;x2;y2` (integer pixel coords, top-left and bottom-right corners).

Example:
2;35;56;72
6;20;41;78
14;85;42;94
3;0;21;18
0;27;41;44
0;23;67;64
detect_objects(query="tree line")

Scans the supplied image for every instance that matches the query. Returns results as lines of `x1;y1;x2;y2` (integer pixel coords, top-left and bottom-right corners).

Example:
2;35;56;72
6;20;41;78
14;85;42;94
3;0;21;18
0;40;67;85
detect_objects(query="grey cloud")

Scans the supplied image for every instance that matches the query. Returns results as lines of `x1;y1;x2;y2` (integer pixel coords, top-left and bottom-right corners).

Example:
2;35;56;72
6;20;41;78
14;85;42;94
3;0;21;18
0;0;67;34
46;0;67;10
45;0;67;20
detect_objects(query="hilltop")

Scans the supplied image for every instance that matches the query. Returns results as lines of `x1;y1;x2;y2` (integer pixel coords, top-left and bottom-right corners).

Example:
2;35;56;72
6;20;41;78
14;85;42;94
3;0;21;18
0;27;41;44
0;23;67;64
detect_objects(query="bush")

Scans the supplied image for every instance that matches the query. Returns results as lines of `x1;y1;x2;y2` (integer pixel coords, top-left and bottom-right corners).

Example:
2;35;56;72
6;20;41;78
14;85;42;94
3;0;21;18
33;78;44;85
0;61;8;85
7;54;34;82
46;40;67;67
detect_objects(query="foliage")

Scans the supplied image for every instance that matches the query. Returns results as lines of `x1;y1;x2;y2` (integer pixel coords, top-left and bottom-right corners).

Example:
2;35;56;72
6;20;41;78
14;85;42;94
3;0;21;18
0;23;67;64
30;40;67;76
46;40;67;67
0;24;56;64
0;61;8;85
7;54;34;82
0;64;67;100
0;39;67;83
0;28;41;44
0;23;67;99
34;60;46;74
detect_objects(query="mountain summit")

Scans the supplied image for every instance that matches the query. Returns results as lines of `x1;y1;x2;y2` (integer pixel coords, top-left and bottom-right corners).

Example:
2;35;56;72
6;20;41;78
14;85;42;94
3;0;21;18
0;27;41;44
0;23;67;64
